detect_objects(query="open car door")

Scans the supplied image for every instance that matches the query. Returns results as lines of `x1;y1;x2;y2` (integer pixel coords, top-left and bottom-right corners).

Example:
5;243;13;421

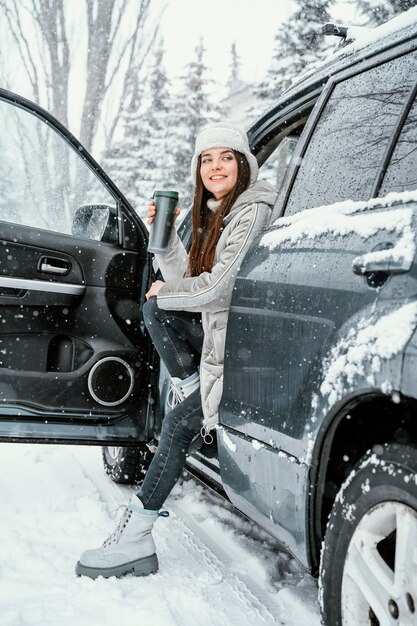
0;89;155;445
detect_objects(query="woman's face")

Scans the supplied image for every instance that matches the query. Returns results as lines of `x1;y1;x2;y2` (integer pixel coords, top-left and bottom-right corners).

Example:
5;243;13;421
200;148;238;200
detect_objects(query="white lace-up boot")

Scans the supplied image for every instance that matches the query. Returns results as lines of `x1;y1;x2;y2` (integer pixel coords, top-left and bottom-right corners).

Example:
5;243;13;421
75;495;168;579
168;371;200;408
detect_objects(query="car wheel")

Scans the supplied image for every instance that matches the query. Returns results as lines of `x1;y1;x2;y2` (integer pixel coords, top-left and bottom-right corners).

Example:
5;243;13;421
101;445;152;485
320;443;417;626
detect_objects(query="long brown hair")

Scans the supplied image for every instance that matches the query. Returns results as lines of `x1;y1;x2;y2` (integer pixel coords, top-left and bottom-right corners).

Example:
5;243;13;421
189;150;251;277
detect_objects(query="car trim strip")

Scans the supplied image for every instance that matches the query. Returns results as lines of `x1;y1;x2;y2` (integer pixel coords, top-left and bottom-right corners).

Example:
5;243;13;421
0;276;85;296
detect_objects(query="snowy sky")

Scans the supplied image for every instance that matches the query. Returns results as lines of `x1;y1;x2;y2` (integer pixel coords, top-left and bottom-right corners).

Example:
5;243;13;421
159;0;296;84
159;0;357;85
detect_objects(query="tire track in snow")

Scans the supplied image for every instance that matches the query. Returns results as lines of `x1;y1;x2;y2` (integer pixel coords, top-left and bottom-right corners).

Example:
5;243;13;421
70;447;318;625
71;448;275;623
168;509;276;624
169;499;285;623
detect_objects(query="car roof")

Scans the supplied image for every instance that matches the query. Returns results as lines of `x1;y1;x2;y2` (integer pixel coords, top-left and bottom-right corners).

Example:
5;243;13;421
248;7;417;144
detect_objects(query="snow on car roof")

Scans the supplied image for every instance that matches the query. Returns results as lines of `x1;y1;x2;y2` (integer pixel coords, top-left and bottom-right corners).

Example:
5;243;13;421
283;7;417;98
337;6;417;58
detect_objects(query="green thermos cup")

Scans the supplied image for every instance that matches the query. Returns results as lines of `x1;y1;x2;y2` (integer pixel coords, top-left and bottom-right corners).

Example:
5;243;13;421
147;190;179;254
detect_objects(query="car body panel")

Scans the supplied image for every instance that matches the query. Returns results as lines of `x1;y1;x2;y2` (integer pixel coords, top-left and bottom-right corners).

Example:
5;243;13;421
216;24;417;567
217;428;309;564
218;201;417;566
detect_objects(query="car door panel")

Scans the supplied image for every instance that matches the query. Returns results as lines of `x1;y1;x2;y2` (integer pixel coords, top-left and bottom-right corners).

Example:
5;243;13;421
216;429;309;566
1;220;150;417
0;90;153;439
222;203;415;448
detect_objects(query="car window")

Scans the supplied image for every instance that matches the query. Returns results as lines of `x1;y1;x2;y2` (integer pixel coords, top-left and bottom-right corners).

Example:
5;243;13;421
0;99;117;240
258;135;299;192
284;52;417;216
379;91;417;195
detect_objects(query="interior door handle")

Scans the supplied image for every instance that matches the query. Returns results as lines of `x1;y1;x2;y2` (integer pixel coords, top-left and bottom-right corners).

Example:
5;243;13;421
352;248;412;276
38;256;71;276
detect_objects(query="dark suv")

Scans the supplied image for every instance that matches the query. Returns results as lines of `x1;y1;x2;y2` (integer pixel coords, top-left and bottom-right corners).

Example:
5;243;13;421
1;12;417;625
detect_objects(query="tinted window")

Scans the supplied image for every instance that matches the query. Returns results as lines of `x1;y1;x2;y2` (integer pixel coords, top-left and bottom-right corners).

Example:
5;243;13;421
285;52;417;215
379;92;417;195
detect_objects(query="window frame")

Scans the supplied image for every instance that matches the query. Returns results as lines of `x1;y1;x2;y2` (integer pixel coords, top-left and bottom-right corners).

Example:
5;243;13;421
250;97;320;222
374;80;417;197
0;88;148;252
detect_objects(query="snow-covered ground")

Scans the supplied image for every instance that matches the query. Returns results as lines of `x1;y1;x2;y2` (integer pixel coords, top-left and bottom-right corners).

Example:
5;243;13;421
0;443;320;626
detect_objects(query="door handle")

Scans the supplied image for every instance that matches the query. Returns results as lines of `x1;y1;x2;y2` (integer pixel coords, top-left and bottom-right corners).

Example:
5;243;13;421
38;256;71;276
352;248;412;276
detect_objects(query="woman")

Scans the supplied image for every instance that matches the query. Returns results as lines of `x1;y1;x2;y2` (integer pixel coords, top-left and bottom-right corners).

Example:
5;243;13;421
76;122;277;579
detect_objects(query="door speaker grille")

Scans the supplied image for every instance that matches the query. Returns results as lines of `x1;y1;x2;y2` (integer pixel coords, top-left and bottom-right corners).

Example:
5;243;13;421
87;357;134;406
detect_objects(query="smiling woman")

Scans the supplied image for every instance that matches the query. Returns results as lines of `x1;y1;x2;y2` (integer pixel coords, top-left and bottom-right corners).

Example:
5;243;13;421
199;149;239;199
76;121;277;580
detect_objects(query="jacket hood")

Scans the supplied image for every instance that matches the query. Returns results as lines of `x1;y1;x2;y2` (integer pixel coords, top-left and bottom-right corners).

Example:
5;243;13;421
224;180;277;224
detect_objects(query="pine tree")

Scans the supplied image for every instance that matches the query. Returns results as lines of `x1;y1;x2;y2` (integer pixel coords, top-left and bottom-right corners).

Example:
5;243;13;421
168;40;221;209
133;40;175;208
226;42;245;106
255;0;335;105
229;42;242;90
104;39;222;216
355;0;415;26
103;40;174;217
102;70;145;211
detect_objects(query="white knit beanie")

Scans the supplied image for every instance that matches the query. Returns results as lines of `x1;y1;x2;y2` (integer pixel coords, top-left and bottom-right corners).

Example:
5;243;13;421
190;122;259;186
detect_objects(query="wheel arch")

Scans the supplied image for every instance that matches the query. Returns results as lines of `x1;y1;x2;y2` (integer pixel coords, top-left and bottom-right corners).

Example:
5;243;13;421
308;390;417;571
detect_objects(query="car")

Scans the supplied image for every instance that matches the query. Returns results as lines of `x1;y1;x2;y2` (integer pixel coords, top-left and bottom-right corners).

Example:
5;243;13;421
1;10;417;625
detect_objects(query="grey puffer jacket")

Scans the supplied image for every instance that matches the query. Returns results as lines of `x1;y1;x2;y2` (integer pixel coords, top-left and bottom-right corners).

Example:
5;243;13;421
155;180;277;432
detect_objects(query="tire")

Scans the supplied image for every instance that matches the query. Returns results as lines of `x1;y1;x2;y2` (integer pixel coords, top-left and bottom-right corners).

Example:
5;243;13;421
101;445;152;485
320;443;417;626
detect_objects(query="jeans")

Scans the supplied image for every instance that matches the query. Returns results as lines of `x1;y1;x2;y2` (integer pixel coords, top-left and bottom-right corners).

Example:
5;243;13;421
142;296;203;379
137;297;205;510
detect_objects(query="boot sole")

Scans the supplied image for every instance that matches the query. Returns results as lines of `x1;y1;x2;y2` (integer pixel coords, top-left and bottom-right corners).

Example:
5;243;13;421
75;553;159;579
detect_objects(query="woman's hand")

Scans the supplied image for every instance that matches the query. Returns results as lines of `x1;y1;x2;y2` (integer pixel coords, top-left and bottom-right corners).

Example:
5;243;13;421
147;199;181;225
146;280;165;300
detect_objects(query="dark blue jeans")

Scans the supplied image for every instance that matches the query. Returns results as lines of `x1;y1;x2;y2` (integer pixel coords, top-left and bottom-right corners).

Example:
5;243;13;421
137;298;204;510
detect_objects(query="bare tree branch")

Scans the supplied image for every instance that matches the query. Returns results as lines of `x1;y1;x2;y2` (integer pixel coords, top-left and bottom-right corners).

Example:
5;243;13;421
0;0;160;154
1;0;41;100
104;1;167;148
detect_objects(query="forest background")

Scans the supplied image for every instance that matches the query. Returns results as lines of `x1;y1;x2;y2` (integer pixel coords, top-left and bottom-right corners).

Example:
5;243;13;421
0;0;414;216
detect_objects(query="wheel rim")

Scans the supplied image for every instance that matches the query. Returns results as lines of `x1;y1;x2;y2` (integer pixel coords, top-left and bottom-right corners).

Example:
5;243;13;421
107;446;122;461
342;501;417;625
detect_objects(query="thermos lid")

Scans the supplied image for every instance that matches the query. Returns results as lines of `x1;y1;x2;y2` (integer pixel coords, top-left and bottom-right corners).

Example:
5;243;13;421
153;190;179;200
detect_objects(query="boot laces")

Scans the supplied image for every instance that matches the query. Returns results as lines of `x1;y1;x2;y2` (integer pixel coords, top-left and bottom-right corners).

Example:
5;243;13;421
167;383;185;408
103;505;132;547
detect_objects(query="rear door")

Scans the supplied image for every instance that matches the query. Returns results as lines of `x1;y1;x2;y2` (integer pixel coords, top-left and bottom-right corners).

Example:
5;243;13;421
223;48;417;456
0;91;154;443
218;44;417;564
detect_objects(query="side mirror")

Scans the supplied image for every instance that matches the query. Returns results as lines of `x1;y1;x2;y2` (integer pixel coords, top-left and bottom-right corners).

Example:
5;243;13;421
72;204;119;244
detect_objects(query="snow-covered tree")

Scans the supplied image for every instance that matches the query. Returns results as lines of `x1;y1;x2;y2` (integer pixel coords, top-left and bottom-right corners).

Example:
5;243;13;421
131;41;176;207
354;0;415;26
229;42;241;88
103;39;175;214
226;42;245;103
103;38;222;216
255;0;335;104
101;84;144;210
168;40;221;209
